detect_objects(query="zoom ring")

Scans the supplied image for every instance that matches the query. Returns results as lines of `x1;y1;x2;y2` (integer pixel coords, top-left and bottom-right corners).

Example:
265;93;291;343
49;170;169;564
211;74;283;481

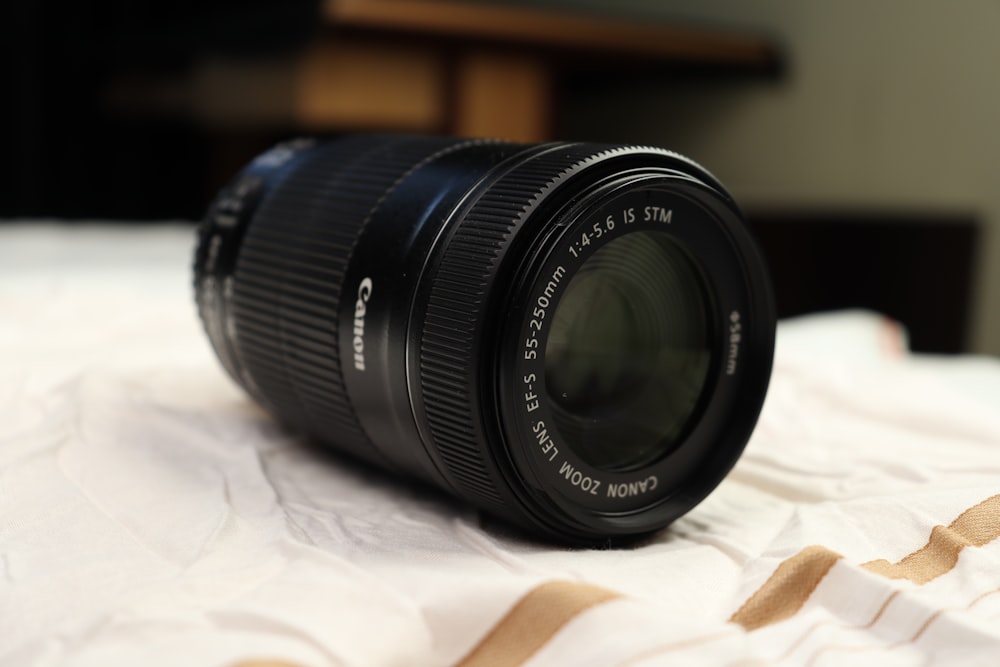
419;143;609;512
230;136;458;465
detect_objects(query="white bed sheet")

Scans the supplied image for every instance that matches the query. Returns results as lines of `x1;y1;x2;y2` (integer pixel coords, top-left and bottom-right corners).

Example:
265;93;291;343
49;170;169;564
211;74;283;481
2;223;1000;667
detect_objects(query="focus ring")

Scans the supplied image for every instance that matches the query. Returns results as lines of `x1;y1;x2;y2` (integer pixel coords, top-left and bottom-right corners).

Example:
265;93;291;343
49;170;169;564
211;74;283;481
230;136;458;465
419;143;607;511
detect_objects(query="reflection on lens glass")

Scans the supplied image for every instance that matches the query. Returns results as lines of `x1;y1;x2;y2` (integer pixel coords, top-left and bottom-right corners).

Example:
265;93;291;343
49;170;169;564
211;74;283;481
545;231;714;471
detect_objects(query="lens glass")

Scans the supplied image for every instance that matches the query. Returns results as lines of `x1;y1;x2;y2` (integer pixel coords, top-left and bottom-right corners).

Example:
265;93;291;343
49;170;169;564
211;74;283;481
545;231;714;471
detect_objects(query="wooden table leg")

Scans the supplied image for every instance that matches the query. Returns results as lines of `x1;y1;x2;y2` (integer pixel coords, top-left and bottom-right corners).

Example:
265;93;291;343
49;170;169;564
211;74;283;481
451;51;552;142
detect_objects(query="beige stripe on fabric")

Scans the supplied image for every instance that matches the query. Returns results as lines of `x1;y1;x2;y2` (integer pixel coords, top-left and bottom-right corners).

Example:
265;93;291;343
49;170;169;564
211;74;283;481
226;496;1000;666
861;494;1000;584
732;494;1000;634
729;545;843;631
454;580;621;667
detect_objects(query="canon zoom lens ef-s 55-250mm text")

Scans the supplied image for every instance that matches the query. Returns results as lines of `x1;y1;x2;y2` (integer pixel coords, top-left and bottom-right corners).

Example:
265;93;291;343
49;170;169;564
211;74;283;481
194;135;775;544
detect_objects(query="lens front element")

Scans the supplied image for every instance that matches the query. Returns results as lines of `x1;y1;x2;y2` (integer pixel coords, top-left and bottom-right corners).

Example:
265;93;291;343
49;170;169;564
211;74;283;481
545;231;714;471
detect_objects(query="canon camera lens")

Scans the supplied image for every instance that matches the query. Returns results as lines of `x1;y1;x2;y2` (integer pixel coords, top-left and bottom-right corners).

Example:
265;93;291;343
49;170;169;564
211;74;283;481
194;135;775;543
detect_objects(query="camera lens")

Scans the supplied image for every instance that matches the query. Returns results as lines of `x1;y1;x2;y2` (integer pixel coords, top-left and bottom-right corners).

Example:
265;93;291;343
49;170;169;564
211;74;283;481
545;231;713;472
194;135;775;543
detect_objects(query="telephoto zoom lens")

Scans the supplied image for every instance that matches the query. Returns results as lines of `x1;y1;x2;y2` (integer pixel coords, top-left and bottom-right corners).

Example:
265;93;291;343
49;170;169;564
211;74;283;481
194;135;775;544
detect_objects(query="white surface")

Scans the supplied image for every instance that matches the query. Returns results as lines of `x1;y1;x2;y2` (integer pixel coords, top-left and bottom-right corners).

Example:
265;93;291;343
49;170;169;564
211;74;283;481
2;223;1000;666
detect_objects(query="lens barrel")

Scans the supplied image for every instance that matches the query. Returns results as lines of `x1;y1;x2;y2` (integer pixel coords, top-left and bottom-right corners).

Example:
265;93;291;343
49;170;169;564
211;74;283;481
194;135;775;543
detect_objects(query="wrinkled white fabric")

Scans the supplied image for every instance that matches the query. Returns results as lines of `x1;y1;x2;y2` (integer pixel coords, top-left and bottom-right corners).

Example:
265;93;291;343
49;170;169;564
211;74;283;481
2;223;999;667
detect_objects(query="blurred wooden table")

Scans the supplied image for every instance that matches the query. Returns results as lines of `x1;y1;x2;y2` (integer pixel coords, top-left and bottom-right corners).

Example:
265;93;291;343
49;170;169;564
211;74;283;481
113;0;781;142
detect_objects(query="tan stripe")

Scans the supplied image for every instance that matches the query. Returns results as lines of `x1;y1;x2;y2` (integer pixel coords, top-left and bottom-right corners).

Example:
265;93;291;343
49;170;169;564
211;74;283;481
729;545;842;631
730;494;1000;635
234;497;1000;667
727;589;904;667
454;580;621;667
861;494;1000;584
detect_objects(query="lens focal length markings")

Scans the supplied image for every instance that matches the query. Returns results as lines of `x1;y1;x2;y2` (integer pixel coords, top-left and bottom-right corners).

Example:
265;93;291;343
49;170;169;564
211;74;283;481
522;264;565;363
512;185;715;513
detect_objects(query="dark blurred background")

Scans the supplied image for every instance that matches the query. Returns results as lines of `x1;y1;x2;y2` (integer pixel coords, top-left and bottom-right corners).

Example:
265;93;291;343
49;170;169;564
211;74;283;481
3;0;996;355
4;0;321;220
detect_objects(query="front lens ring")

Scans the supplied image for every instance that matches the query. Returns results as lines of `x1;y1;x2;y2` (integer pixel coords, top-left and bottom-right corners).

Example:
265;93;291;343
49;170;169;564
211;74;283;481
498;170;771;531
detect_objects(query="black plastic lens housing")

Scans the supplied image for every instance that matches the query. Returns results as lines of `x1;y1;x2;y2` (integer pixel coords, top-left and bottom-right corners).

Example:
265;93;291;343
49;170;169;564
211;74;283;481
194;135;775;543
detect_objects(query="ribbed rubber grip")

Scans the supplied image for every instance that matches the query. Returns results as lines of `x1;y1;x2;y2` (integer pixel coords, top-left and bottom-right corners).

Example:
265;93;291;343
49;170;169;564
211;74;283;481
229;136;457;465
419;144;603;509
